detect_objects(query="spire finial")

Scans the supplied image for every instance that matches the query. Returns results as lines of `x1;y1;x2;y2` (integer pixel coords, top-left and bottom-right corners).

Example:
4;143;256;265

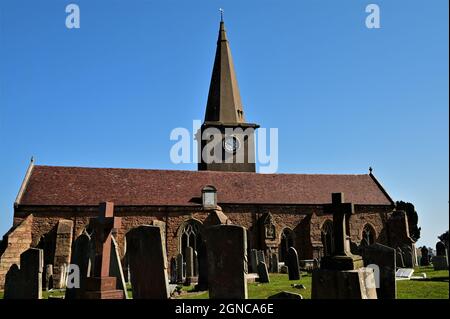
219;8;224;22
369;166;373;174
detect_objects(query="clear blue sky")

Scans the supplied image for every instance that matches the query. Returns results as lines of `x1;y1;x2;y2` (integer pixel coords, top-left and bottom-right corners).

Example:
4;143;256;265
0;0;448;249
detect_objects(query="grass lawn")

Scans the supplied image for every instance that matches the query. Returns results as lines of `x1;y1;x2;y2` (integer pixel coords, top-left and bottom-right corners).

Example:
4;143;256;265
0;267;447;299
177;267;449;299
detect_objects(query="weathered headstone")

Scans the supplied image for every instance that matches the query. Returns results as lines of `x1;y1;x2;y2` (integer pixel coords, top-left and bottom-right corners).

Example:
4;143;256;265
312;193;376;299
127;225;170;299
257;250;265;266
433;242;448;270
44;264;53;291
4;264;22;299
402;245;414;268
185;246;195;279
176;253;184;283
53;220;74;289
287;247;300;280
257;262;270;283
4;248;44;299
395;268;414;279
250;249;258;273
170;258;177;283
65;232;92;299
420;247;430;266
396;247;405;268
362;243;396;299
83;202;124;299
206;224;248;299
110;236;129;298
269;253;279;273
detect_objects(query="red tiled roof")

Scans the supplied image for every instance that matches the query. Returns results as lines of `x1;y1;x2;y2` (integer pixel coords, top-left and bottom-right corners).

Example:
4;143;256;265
17;165;394;206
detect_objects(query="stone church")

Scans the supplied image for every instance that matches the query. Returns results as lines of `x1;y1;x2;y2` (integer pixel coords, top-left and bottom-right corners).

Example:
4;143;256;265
0;20;416;289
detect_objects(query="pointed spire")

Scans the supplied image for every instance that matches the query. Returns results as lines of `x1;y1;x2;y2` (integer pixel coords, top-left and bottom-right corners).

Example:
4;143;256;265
204;19;245;123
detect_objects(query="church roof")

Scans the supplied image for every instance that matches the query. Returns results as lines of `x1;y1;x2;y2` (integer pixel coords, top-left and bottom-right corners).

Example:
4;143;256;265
16;165;394;207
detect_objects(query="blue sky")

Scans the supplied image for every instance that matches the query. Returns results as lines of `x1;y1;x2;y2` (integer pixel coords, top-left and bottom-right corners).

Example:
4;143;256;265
0;0;448;248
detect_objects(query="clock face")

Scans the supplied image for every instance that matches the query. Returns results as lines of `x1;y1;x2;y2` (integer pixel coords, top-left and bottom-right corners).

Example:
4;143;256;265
223;135;241;153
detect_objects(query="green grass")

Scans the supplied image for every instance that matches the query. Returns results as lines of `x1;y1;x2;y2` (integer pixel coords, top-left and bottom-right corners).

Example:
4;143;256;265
178;267;449;299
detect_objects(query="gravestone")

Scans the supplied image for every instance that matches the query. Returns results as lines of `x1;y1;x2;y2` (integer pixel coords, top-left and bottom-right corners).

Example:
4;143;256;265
312;193;376;299
83;202;124;299
257;262;270;283
176;253;184;283
402;245;414;268
420;247;430;266
250;249;258;273
257;250;265;266
4;264;22;299
65;232;92;299
110;236;129;298
127;225;170;299
170;258;177;283
53;220;74;289
206;224;248;299
433;242;448;270
194;251;199;276
362;243;396;299
396;247;405;268
395;268;414;279
185;246;195;279
44;264;53;291
269;253;279;273
287;247;300;280
197;241;208;290
268;291;303;299
4;248;44;299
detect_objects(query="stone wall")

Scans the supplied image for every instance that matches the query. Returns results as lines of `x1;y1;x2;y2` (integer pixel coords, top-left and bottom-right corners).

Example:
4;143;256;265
10;204;394;269
0;215;33;289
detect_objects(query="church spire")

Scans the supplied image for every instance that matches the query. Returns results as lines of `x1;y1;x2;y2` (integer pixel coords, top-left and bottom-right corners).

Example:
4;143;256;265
204;19;245;123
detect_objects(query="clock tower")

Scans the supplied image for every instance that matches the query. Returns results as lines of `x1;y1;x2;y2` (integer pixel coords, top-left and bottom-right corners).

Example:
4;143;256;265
198;19;259;172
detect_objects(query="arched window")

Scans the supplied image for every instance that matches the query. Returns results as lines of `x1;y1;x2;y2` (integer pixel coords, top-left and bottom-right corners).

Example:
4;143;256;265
179;219;203;256
361;224;376;247
321;220;334;257
279;228;295;262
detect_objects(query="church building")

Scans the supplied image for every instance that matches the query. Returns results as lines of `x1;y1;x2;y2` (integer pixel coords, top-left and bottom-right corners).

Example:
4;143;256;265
0;20;416;289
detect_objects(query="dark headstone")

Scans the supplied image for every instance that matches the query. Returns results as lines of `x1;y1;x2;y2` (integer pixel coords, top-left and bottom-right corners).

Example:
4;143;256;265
4;264;22;299
194;251;199;276
206;224;247;299
362;243;396;299
268;291;303;299
176;253;184;283
436;242;447;257
257;262;270;283
396;247;405;268
4;248;44;299
402;245;414;268
65;232;92;299
170;258;177;283
44;264;53;291
287;247;300;280
127;225;170;299
420;247;430;266
250;249;258;273
185;246;195;279
197;241;208;290
257;250;265;266
269;253;279;273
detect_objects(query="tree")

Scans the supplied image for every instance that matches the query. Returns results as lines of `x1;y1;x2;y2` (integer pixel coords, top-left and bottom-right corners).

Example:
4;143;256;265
396;201;421;241
438;230;449;249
